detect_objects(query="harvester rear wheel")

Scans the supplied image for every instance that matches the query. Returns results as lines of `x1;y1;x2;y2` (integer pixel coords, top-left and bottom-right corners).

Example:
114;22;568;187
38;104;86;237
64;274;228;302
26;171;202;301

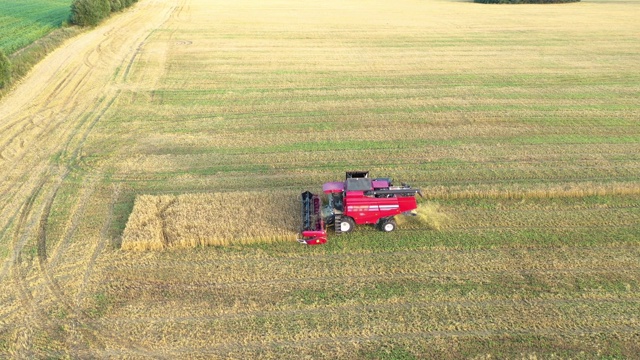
379;218;396;232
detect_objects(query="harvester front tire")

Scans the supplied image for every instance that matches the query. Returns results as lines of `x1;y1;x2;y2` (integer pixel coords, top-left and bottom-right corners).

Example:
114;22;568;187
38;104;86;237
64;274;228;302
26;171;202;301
339;217;355;233
379;218;396;232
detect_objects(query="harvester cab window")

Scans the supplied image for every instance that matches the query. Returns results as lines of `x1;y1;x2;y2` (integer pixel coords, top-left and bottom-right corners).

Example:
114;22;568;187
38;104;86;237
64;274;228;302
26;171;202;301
331;192;344;211
345;178;373;192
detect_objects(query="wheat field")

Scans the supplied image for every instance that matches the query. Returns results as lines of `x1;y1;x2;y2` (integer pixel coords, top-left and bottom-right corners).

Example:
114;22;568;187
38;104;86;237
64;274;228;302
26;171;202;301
122;192;300;250
0;0;639;357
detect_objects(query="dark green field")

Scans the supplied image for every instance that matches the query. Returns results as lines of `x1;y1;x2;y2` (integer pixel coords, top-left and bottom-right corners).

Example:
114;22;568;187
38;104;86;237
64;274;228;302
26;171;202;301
0;0;71;54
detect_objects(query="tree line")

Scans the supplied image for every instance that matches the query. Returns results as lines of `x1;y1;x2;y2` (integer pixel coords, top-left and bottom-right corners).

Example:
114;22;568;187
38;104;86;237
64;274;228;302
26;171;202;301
70;0;139;27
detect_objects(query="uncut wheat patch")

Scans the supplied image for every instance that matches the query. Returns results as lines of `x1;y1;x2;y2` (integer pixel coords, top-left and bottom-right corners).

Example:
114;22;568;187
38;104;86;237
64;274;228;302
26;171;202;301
122;191;300;250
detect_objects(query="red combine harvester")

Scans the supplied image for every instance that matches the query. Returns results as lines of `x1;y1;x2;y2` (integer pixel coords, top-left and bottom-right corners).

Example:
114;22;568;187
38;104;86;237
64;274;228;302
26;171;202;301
299;171;422;245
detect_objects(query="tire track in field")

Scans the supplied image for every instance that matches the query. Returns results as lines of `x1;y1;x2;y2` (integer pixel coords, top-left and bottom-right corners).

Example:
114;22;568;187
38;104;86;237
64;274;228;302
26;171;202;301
0;43;93;166
64;323;639;358
0;48;79;134
22;8;179;359
8;173;54;358
116;242;640;267
29;156;156;357
219;325;639;356
0;0;175;229
117;0;182;84
76;184;121;306
43;173;99;268
101;326;640;358
0;0;179;268
94;297;640;327
0;0;181;357
98;242;638;352
0;205;23;279
0;34;120;230
110;266;640;296
2;167;70;358
36;204;159;359
0;89;119;282
0;43;102;260
36;0;182;285
0;90;107;279
6;45;173;360
26;176;163;358
38;89;124;269
32;167;102;357
113;242;640;275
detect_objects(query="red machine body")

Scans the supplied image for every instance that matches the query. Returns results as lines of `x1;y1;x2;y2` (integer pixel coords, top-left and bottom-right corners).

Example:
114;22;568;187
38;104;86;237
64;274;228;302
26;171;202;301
343;190;418;225
298;171;421;245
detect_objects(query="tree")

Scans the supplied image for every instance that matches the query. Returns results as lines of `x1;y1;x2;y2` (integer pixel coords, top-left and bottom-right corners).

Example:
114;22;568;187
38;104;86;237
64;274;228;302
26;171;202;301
70;0;111;26
0;50;11;89
109;0;123;12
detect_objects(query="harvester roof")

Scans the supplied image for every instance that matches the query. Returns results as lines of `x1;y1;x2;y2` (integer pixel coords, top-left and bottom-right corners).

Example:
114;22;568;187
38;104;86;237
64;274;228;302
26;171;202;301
322;182;344;193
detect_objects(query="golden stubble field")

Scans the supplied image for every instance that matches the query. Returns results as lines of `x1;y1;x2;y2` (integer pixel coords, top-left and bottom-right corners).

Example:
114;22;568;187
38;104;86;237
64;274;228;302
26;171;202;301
0;0;639;357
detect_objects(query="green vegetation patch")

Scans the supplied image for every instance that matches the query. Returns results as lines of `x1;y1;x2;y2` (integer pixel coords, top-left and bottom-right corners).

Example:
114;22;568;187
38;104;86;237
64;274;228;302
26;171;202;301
0;50;10;88
69;0;110;27
0;0;71;54
69;0;138;27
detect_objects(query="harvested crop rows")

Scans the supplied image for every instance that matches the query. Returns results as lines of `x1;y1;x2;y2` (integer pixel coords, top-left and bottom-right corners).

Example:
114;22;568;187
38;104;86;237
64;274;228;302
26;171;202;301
89;242;640;358
1;0;639;357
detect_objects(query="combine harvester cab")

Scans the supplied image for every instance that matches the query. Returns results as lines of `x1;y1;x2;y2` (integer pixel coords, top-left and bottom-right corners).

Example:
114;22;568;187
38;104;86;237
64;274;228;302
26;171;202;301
299;171;421;245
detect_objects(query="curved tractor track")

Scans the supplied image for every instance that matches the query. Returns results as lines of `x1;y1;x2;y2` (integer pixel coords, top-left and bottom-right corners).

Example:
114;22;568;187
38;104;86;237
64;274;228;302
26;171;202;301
0;0;181;357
